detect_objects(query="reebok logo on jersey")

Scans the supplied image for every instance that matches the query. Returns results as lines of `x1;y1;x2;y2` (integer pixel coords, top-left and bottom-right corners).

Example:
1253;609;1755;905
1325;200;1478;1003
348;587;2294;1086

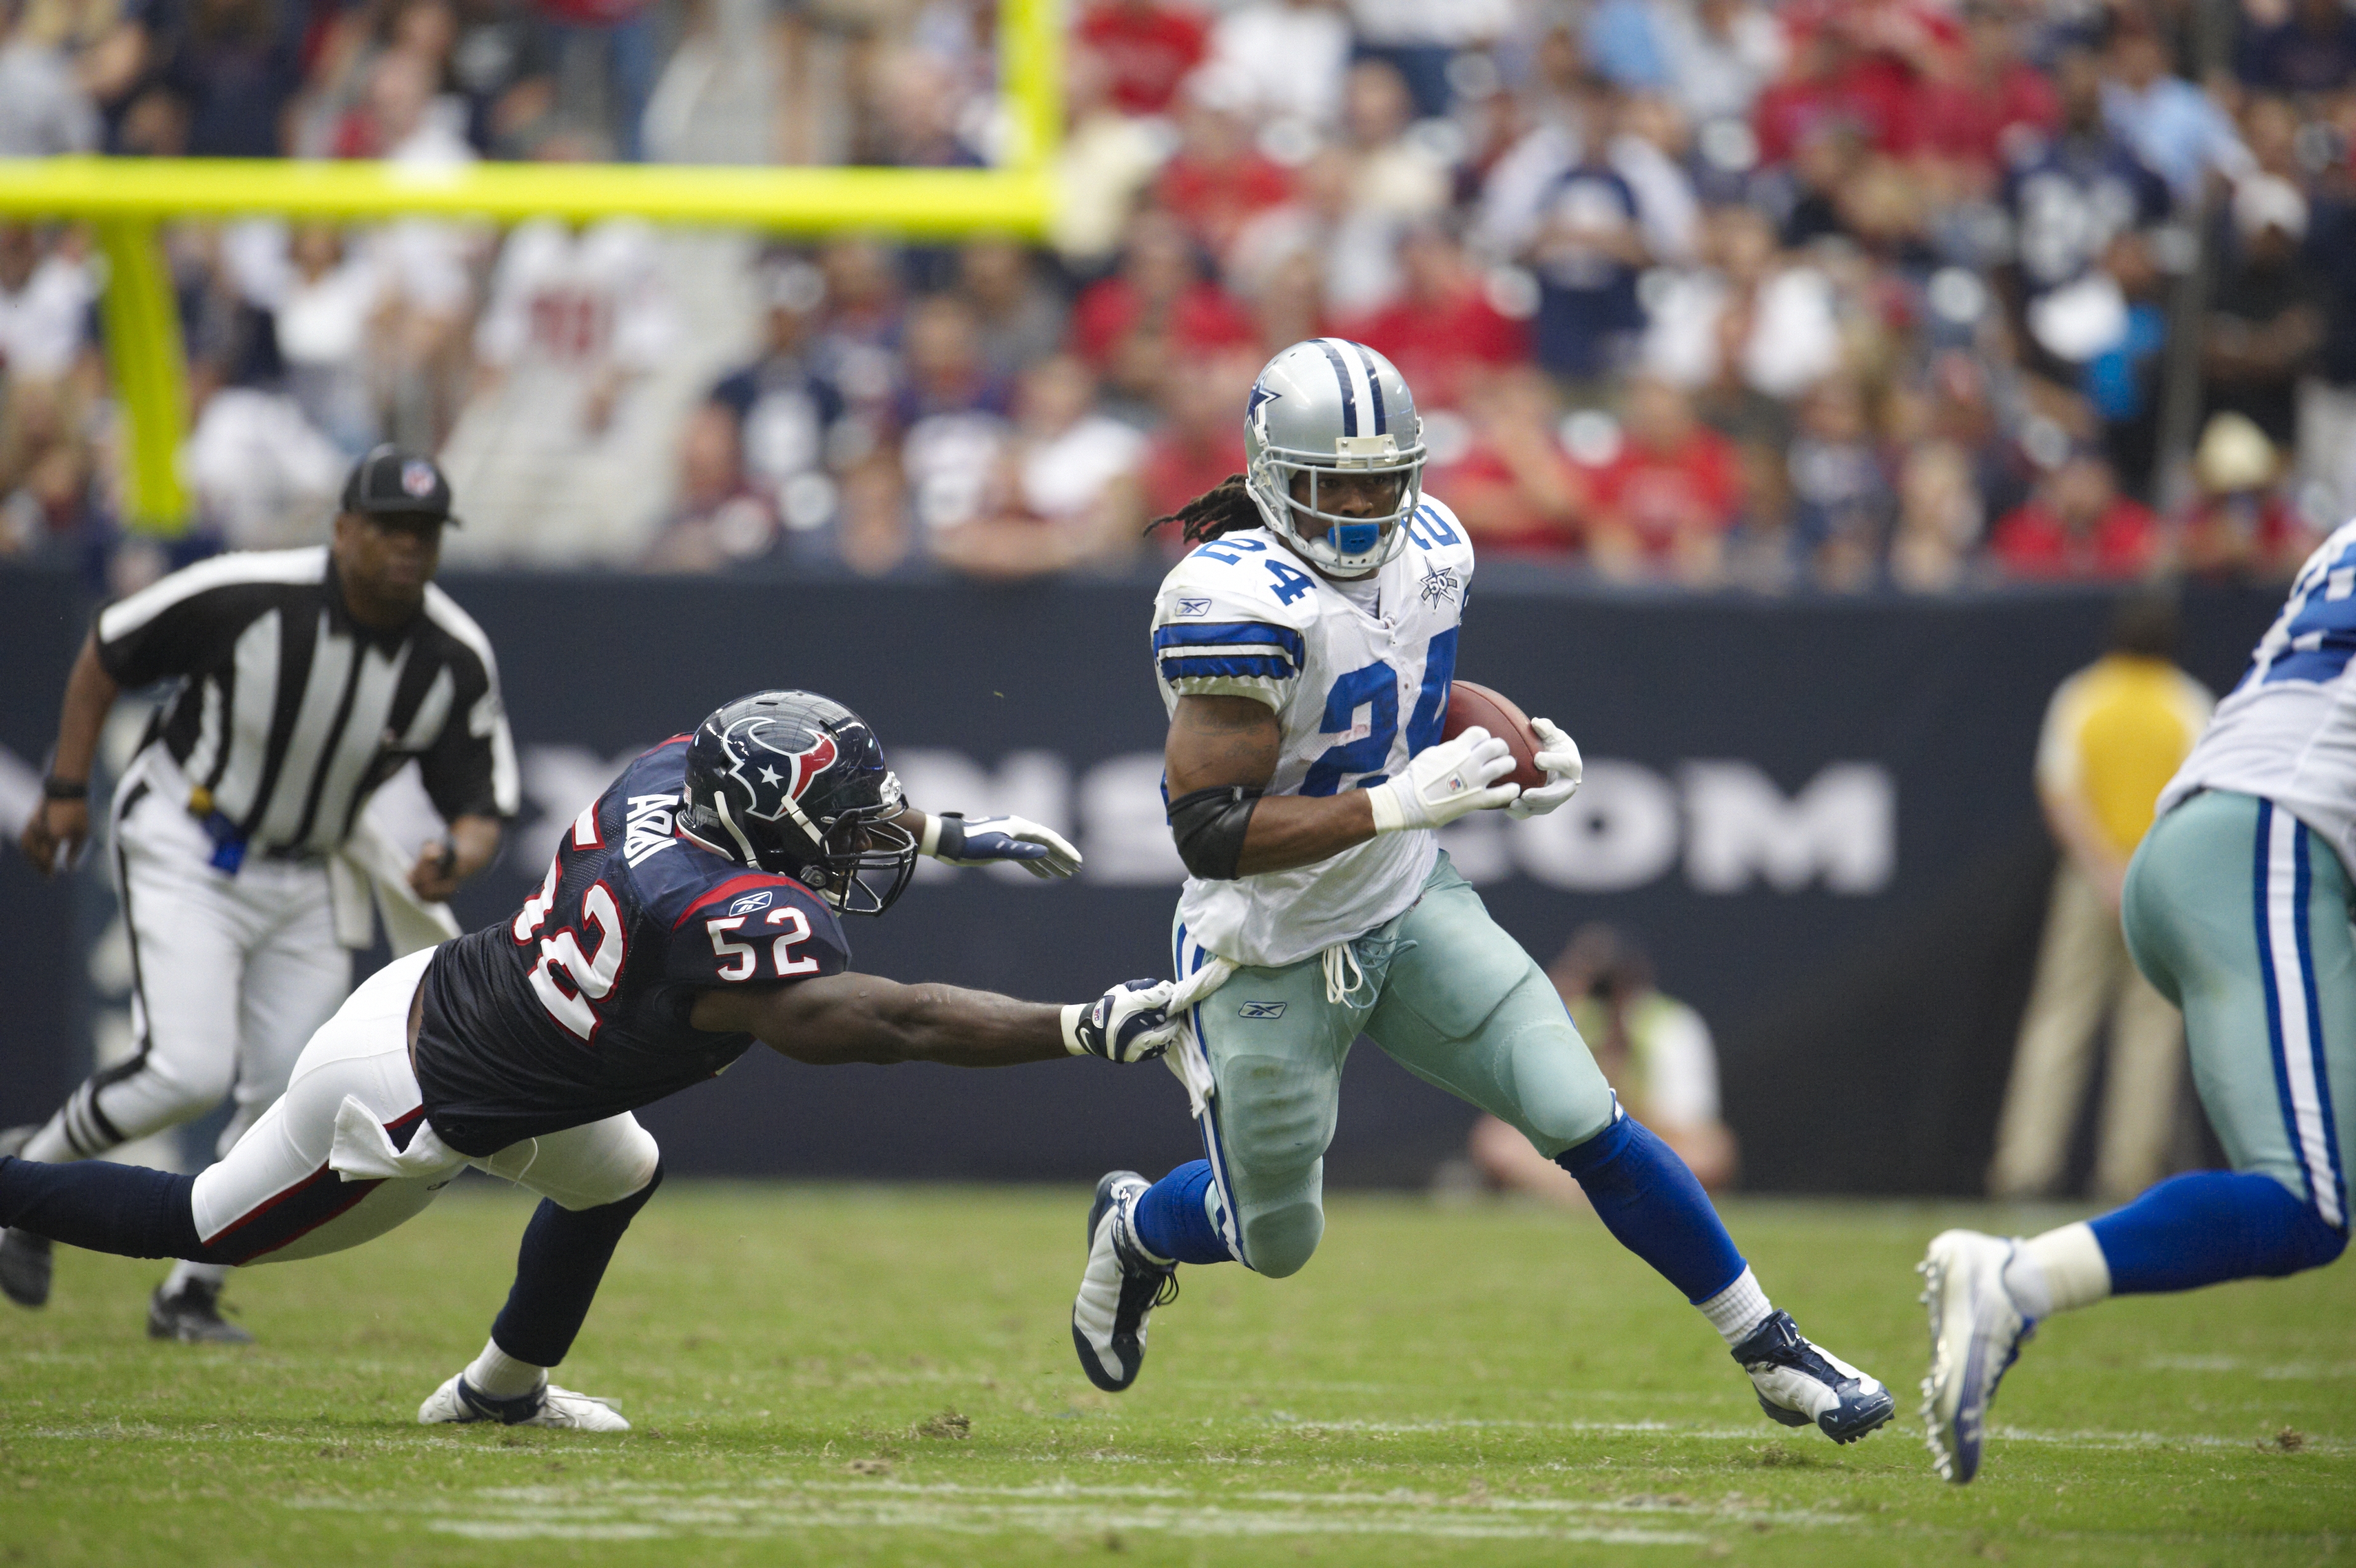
1176;597;1212;617
624;794;677;867
1238;1001;1287;1019
728;890;774;917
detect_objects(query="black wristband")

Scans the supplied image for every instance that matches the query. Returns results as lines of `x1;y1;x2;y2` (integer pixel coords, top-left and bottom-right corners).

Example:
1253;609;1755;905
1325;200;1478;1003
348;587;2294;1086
932;813;966;859
41;776;89;801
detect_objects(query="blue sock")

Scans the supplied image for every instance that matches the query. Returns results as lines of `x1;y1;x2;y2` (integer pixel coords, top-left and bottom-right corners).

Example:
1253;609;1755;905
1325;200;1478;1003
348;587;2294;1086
490;1165;663;1367
2090;1170;2346;1294
0;1154;204;1260
1132;1160;1230;1265
1556;1117;1746;1303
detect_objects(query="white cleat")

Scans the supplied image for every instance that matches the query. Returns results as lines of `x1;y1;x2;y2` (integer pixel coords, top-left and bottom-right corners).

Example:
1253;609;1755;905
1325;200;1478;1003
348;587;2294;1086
1919;1228;2034;1484
418;1372;631;1431
1070;1170;1176;1393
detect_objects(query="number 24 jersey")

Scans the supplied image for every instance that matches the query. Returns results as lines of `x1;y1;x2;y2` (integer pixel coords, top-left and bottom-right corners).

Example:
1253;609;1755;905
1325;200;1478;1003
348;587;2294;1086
2162;517;2356;870
1150;498;1474;968
413;735;851;1155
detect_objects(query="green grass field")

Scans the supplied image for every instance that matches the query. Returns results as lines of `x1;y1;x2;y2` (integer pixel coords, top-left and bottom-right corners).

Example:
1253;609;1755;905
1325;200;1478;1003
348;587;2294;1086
2;1183;2351;1566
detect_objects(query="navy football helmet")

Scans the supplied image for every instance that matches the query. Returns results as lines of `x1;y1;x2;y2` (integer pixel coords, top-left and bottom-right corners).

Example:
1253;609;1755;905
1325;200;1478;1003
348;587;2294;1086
679;691;917;916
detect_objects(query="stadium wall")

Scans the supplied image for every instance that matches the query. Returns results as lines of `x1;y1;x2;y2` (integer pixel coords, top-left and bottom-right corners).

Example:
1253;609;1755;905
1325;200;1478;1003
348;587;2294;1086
0;568;2283;1195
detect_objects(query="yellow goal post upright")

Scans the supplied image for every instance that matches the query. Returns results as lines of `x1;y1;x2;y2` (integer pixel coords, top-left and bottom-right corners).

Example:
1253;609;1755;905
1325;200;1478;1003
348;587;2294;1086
0;0;1064;537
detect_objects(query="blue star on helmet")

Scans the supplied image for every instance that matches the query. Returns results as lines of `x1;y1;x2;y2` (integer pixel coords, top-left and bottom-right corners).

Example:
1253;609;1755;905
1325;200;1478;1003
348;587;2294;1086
1246;381;1280;427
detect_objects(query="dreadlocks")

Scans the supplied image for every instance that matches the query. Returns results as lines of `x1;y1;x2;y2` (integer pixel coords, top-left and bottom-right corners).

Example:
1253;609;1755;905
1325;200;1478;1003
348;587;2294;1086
1147;473;1260;545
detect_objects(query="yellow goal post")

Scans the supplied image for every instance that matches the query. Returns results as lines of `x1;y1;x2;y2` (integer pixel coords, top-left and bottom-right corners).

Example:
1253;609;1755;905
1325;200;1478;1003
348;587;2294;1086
0;0;1064;536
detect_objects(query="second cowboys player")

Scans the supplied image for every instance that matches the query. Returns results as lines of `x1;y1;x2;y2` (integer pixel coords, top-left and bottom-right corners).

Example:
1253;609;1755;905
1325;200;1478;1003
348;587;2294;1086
1068;338;1896;1444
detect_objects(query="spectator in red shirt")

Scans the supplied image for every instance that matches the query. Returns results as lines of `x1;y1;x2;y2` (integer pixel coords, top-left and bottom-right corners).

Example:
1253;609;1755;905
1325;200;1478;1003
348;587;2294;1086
1585;374;1743;583
1069;210;1255;413
1075;0;1209;119
1428;367;1589;559
1989;452;2162;580
1333;225;1529;413
1912;1;2060;194
1153;88;1296;255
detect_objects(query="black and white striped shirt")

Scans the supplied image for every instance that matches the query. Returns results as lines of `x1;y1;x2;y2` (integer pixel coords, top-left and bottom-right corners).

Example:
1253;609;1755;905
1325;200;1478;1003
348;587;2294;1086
95;547;519;858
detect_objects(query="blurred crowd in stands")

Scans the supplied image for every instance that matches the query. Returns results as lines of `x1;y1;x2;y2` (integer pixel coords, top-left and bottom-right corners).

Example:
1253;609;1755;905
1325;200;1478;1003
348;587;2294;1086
2;0;2354;592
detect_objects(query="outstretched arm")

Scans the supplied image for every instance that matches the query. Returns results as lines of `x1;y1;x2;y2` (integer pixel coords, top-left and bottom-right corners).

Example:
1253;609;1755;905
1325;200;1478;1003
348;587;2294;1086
689;971;1178;1067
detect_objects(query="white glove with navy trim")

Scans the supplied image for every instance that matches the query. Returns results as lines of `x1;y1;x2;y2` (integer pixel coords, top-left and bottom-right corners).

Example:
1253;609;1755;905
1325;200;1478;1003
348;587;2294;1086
1505;718;1583;819
1062;978;1182;1063
921;813;1082;878
1367;726;1521;833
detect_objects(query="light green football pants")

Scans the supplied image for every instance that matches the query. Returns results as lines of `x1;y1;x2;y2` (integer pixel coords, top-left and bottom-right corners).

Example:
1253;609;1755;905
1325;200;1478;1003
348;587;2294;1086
2123;789;2355;1225
1171;853;1618;1276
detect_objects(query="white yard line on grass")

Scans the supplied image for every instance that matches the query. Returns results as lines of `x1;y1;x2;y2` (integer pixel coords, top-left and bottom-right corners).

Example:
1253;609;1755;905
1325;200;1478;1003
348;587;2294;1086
287;1478;1859;1545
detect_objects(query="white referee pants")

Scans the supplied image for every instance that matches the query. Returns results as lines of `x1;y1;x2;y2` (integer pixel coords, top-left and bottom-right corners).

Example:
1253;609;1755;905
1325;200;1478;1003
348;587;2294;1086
27;751;349;1168
191;947;661;1265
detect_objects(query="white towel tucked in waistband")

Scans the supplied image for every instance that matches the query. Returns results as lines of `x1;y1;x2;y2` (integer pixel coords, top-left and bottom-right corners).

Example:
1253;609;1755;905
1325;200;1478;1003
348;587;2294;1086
328;1095;466;1184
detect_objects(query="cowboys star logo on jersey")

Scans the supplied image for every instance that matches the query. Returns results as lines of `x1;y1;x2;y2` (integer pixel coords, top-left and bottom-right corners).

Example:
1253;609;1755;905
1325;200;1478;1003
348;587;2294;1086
1419;562;1460;608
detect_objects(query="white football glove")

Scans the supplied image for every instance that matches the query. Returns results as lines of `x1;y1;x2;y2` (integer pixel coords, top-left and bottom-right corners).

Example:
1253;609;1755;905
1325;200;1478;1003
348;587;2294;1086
1062;978;1183;1063
1367;726;1521;834
920;813;1082;878
1505;717;1583;819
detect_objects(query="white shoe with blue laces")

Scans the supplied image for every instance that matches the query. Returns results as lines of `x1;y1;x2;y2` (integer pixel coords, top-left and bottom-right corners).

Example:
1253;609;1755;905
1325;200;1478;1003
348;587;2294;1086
1919;1228;2036;1483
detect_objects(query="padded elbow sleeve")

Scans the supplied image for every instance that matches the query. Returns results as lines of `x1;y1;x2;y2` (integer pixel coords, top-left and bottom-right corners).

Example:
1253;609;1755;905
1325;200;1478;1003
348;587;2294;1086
1168;786;1262;880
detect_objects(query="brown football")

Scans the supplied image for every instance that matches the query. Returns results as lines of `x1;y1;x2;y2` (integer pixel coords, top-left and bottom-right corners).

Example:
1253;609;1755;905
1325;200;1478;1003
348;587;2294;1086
1438;680;1548;793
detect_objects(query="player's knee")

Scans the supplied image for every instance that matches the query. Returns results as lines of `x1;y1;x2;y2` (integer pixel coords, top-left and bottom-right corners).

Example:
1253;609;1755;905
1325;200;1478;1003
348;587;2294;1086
1502;1016;1617;1155
1220;1055;1337;1173
582;1131;661;1212
1240;1200;1323;1279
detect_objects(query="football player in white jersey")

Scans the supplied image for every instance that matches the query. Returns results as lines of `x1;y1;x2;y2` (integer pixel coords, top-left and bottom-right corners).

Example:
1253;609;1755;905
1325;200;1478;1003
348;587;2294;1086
1068;339;1895;1446
1925;537;2356;1482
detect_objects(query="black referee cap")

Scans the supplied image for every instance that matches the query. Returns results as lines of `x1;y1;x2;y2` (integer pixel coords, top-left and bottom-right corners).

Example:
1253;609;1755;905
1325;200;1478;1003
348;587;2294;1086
340;444;460;527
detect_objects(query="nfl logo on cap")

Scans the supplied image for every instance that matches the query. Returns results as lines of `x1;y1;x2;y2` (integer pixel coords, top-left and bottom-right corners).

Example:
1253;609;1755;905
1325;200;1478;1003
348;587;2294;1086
400;460;436;498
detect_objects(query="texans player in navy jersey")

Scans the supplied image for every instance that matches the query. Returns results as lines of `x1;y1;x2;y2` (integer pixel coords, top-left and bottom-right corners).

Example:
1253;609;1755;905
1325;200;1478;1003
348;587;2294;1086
0;691;1181;1429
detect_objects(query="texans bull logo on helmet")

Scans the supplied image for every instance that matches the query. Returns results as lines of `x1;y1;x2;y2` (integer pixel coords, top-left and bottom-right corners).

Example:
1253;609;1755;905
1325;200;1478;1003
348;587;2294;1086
679;690;918;915
719;718;842;830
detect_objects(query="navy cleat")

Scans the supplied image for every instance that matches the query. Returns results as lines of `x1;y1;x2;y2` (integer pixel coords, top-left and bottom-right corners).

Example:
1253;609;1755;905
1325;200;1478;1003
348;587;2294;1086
1070;1170;1176;1393
0;1230;52;1310
147;1277;254;1345
0;1125;49;1310
1732;1310;1895;1444
1919;1228;2036;1483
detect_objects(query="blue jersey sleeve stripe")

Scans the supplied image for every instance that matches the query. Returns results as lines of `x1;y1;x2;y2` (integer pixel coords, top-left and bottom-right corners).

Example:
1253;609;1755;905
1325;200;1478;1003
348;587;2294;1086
1152;621;1306;658
1160;655;1299;680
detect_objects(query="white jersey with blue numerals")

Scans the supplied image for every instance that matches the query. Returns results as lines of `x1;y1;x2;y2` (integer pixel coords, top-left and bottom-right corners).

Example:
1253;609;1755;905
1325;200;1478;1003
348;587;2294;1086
2160;518;2356;869
1151;499;1475;968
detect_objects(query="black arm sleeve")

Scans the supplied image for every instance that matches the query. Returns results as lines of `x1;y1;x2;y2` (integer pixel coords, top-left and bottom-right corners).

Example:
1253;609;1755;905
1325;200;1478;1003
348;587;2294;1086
1167;785;1261;881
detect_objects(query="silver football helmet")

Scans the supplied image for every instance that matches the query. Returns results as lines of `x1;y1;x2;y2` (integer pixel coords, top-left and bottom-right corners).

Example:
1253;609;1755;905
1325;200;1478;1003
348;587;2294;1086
1243;338;1427;577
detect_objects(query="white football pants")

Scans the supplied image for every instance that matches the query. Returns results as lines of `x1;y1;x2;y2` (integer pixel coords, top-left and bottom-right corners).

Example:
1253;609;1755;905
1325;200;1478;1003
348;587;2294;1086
23;750;349;1168
190;947;660;1265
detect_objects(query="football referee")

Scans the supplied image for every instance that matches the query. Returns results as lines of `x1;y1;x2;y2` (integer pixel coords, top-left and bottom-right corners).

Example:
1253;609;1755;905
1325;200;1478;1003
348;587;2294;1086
5;446;517;1342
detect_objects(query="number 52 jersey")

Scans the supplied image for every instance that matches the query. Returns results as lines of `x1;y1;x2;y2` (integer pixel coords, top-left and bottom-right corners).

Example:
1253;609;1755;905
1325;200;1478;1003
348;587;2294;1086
413;735;851;1156
1150;498;1474;969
